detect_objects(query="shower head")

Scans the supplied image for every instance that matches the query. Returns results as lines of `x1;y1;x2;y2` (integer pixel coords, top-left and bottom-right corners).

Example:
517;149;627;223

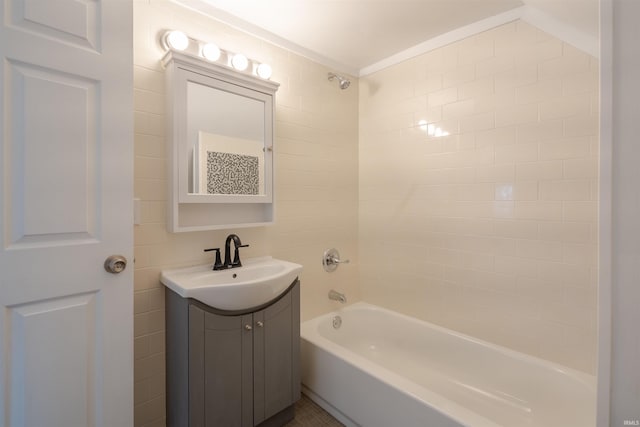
328;72;351;90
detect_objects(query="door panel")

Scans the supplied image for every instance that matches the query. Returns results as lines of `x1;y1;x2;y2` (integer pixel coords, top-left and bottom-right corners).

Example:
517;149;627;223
8;293;98;427
6;61;98;245
0;0;133;426
8;0;99;49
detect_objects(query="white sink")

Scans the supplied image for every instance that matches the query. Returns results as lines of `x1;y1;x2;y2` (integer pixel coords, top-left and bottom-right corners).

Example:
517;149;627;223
160;256;303;310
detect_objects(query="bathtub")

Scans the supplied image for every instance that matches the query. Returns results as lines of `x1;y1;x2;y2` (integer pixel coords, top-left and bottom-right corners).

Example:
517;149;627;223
300;302;596;427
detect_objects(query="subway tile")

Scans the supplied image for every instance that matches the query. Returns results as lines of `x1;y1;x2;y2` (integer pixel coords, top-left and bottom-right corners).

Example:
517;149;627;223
516;119;564;144
134;313;149;338
421;167;476;185
442;99;476;120
539;93;591;120
515;38;563;65
134;336;150;361
457;248;495;270
135;134;165;158
495;255;538;277
495;141;538;164
457;36;495;65
476;55;515;77
516;238;563;261
443;64;476;88
474;91;516;113
458;78;494;100
515;79;562;105
476;164;516;182
537;300;593;328
564;285;597;309
539;50;591;80
134;156;166;181
563;114;599;138
539;180;592;201
494;64;538;92
516;160;564;181
516;278;564;304
414;74;444;95
495;103;539;127
563;242;597;266
538;221;591;243
564;201;598;222
491;201;515;219
537;261;591;287
134;111;164;137
148;331;165;355
515;201;563;221
563;157;598;179
134;395;165;427
475;127;517;149
563;71;598;95
460;111;495;132
428;87;458;107
134;65;164;93
494;181;538;201
539;137;590;160
493;219;539;239
134;291;148;315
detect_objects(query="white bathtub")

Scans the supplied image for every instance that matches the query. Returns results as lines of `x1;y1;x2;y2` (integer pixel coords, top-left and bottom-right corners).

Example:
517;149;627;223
300;302;595;427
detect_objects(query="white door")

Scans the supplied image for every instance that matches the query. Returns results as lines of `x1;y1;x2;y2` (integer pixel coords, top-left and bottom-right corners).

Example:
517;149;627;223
0;0;133;426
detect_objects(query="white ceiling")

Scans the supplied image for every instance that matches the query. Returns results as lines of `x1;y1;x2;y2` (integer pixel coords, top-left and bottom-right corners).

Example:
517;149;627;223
176;0;599;76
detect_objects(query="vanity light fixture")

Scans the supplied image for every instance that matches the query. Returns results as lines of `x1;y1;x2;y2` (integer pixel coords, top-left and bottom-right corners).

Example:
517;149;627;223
201;42;221;62
231;53;249;71
164;30;189;51
162;30;272;80
256;63;273;79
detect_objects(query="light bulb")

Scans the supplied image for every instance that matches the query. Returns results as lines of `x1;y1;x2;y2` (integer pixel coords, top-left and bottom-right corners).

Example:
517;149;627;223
256;63;272;79
165;30;189;51
231;53;249;71
201;43;221;61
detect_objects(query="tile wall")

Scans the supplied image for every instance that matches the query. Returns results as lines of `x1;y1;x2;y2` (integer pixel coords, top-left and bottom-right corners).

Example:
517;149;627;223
359;21;599;374
133;2;359;425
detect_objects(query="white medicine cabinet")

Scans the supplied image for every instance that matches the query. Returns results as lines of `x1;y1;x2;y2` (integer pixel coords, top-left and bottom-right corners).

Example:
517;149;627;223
162;50;279;232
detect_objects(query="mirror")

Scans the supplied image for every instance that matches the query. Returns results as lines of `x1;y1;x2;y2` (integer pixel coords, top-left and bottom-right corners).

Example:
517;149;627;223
163;50;279;232
187;82;266;195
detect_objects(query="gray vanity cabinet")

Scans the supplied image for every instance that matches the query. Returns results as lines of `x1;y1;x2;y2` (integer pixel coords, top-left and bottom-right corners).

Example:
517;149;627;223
166;280;301;427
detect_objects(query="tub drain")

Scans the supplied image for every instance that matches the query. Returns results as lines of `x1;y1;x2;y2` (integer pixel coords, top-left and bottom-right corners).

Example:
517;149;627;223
332;315;342;329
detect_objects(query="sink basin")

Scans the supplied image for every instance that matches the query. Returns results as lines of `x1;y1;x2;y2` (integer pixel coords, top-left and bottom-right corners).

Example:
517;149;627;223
160;256;303;310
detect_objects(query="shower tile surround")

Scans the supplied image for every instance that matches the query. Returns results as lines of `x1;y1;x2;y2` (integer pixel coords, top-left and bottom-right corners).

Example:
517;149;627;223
133;3;597;426
359;22;598;375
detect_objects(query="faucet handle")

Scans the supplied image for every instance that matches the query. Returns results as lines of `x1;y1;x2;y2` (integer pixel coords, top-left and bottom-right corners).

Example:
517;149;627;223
204;248;224;270
232;244;249;267
322;248;350;272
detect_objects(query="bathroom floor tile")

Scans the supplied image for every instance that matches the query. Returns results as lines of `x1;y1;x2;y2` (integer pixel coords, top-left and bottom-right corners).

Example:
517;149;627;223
286;394;345;427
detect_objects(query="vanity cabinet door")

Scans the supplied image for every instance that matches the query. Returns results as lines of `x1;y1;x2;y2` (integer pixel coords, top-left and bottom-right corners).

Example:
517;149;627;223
168;282;300;427
203;311;254;427
253;283;301;424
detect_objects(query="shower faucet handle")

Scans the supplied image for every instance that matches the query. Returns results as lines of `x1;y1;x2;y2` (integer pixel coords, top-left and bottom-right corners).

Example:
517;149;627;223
322;248;350;272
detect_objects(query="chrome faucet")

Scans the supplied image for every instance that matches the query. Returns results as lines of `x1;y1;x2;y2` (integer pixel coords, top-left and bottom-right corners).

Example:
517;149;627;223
224;234;249;269
328;289;347;304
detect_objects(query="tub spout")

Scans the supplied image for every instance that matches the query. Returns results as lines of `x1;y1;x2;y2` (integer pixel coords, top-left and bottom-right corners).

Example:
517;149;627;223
328;289;347;304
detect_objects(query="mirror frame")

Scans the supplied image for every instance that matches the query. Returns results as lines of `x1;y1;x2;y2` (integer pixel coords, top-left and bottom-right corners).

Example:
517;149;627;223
162;50;280;232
